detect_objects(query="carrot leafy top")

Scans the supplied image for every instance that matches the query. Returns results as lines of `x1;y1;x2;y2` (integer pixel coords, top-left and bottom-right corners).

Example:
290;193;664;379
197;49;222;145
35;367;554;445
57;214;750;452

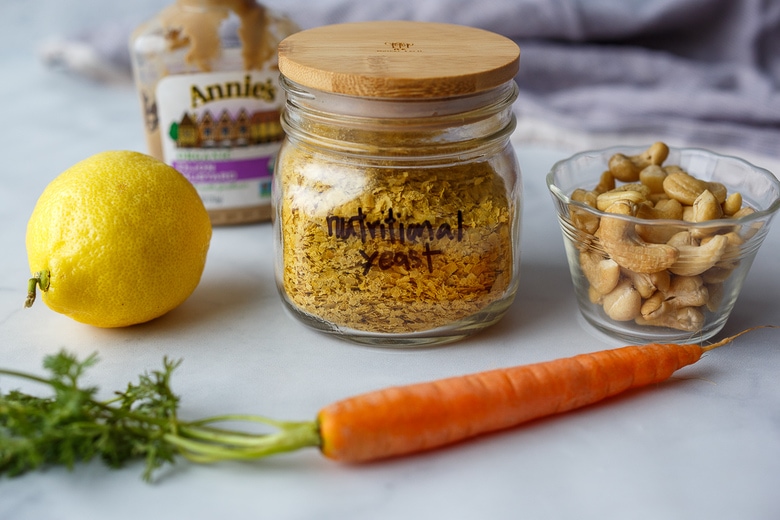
0;351;320;482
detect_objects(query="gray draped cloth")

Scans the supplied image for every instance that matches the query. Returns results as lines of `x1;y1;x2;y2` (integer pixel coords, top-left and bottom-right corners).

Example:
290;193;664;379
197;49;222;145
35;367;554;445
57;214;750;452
41;0;780;159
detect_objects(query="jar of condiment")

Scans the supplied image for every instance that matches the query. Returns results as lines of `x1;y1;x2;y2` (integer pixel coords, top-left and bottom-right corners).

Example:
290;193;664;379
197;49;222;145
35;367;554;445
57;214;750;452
274;21;523;346
129;0;299;225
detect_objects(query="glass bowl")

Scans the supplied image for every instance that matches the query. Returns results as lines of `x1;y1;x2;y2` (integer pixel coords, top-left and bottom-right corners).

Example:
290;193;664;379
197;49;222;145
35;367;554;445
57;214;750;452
547;144;780;344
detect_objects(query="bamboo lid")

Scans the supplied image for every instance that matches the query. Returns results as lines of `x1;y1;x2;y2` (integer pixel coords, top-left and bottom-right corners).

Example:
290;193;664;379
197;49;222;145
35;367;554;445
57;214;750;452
277;21;520;99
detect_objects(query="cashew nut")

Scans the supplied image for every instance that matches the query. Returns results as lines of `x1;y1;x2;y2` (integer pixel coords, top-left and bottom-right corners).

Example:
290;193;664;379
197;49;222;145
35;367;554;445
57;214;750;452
625;268;671;298
602;279;642;321
640;275;709;321
690;189;725;238
663;172;709;205
580;250;621;296
596;186;649;211
722;192;743;216
705;231;743;271
669;232;728;276
639;292;667;320
608;142;669;182
596;200;679;274
691;190;724;222
635;306;705;332
594;170;616;194
639;165;667;194
667;230;697;248
570;188;600;234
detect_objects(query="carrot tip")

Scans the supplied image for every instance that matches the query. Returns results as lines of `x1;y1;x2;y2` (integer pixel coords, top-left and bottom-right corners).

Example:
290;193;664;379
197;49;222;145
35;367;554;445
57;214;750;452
701;325;779;352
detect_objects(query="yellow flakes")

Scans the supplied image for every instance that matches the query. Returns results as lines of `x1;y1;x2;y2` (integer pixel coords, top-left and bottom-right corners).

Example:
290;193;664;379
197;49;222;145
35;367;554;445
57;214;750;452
278;147;514;334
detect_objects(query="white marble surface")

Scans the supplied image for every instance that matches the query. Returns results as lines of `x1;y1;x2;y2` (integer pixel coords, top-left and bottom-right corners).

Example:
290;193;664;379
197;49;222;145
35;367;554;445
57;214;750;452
2;2;780;519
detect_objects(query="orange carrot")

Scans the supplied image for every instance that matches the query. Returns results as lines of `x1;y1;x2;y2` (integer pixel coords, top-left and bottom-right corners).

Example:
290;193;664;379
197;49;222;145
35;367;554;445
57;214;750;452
3;327;773;480
317;327;770;462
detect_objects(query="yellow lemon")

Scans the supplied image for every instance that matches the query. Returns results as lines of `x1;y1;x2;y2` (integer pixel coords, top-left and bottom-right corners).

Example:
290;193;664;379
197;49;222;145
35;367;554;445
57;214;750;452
25;150;212;327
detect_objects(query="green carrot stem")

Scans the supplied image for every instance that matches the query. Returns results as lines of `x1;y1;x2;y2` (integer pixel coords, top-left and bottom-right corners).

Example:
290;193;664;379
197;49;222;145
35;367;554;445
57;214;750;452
186;414;302;430
0;368;53;386
166;420;320;462
179;417;319;448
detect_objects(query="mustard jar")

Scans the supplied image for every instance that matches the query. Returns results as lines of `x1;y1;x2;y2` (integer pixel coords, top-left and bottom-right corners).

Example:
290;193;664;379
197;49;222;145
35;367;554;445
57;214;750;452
274;21;522;346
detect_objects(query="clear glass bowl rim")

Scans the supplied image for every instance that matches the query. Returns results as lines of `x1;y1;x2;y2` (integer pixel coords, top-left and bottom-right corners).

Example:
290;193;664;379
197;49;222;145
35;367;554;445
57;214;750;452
546;145;780;227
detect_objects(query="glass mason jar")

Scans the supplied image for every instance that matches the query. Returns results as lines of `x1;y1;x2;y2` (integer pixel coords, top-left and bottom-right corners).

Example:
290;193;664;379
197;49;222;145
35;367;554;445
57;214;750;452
273;21;523;346
129;0;299;225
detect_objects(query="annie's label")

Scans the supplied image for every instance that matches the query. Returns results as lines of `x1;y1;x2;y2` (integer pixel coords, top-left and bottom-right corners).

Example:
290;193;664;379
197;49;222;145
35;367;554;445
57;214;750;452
156;70;284;210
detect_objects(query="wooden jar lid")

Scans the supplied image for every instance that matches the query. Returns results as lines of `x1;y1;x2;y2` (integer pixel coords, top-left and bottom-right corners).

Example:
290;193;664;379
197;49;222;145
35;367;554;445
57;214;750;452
277;21;520;99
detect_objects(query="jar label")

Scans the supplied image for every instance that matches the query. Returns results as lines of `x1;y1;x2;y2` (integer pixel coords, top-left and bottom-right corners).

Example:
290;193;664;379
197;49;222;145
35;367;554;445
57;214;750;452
325;207;464;275
156;70;283;210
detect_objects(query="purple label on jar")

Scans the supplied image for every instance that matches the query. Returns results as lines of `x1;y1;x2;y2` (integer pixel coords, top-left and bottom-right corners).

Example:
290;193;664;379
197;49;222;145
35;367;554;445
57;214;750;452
173;156;272;184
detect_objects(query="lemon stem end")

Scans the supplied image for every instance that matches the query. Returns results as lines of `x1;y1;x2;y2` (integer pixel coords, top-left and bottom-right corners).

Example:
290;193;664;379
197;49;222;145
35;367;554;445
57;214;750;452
25;270;50;308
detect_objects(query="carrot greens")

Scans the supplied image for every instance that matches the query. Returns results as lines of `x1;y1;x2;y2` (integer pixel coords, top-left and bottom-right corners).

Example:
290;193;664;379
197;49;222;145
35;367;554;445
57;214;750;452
0;351;319;482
